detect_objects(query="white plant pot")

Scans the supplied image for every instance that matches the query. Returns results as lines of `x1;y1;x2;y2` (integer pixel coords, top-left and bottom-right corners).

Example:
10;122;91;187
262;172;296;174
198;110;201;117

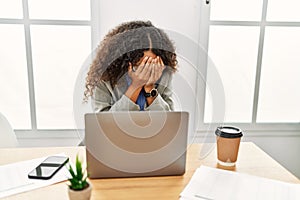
68;183;92;200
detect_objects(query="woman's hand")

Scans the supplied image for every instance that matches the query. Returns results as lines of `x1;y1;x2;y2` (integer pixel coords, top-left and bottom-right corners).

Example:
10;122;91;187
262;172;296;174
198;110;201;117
128;56;165;90
145;56;165;87
128;56;152;88
126;56;165;104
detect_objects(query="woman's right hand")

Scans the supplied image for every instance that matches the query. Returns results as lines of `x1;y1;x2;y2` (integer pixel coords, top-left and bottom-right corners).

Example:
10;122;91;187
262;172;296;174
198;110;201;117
128;56;153;89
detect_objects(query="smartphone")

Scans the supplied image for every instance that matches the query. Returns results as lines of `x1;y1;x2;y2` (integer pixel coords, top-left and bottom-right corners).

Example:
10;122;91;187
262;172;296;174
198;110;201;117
28;156;69;180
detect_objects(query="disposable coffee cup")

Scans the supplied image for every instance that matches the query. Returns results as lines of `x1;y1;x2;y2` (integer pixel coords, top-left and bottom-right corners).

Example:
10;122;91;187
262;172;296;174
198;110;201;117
215;126;243;167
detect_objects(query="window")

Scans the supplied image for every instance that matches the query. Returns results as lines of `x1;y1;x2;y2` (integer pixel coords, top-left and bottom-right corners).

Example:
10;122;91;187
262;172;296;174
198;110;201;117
257;27;300;123
0;0;91;131
205;26;259;123
0;0;23;19
31;25;90;129
203;0;300;128
0;24;30;129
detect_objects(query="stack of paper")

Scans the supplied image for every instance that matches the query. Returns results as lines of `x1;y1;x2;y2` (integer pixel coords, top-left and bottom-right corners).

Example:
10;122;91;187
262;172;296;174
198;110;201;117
180;166;300;200
0;154;69;199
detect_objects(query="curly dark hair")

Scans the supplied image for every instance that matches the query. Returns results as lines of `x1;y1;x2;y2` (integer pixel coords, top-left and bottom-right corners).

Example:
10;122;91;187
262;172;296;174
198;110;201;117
84;20;177;100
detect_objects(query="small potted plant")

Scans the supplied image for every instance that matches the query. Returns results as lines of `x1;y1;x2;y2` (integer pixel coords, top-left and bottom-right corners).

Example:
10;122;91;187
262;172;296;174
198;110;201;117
67;155;92;200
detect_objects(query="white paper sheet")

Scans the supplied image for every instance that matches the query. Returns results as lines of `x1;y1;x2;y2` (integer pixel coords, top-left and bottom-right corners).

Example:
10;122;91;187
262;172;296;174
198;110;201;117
0;154;69;198
180;166;300;200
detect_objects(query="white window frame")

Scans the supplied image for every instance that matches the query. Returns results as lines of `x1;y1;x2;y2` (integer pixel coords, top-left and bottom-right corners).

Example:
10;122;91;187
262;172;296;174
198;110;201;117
196;0;300;136
0;0;99;138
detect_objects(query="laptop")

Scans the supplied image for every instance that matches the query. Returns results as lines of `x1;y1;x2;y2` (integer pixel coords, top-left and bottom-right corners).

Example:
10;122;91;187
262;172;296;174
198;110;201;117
85;111;189;178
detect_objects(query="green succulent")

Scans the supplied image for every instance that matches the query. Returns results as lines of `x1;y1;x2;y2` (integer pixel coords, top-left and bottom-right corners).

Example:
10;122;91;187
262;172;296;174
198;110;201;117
68;155;89;190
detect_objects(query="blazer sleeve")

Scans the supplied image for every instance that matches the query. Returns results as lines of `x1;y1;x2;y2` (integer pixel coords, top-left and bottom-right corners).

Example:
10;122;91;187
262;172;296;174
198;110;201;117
145;73;174;111
92;81;140;112
93;71;175;112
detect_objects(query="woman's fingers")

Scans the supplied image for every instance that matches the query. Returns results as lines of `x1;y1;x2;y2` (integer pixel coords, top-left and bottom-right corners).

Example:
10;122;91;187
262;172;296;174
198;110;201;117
135;56;149;72
131;56;166;87
130;57;153;88
150;59;157;83
146;58;159;85
140;57;152;77
157;56;166;71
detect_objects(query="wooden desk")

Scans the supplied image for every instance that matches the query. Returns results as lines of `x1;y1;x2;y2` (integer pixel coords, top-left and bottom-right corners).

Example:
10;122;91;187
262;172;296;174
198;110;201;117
1;142;299;199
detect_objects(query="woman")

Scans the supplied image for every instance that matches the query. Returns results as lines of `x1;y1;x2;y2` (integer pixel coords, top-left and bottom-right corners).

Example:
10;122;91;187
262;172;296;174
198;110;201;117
84;21;177;111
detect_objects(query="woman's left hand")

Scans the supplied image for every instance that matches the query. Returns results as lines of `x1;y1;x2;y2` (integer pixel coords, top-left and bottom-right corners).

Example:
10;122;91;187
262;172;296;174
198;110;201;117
145;56;165;87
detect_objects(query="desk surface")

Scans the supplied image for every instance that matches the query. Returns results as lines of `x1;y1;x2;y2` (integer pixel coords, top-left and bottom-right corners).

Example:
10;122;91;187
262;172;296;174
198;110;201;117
1;142;299;199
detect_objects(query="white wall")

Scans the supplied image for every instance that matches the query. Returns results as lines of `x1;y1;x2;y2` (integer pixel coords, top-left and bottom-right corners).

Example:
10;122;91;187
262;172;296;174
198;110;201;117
94;0;203;140
245;135;300;179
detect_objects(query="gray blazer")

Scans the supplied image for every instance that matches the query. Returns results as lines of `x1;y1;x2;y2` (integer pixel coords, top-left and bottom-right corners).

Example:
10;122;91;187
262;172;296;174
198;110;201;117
92;71;174;112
